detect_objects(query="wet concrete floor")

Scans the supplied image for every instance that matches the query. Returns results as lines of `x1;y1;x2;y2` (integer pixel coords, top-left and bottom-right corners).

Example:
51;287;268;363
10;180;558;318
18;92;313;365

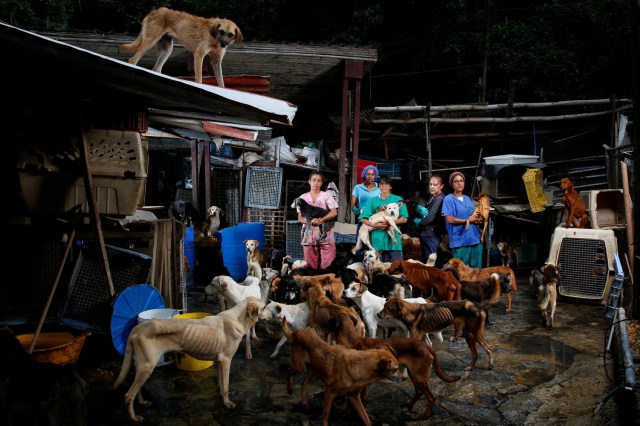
77;273;637;425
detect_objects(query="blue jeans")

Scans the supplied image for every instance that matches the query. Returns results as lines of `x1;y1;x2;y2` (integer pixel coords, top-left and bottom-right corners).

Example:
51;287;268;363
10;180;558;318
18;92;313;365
419;235;441;263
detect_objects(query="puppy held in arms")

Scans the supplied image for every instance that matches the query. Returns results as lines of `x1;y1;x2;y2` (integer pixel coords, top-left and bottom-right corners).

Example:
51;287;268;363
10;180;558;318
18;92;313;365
351;202;403;255
121;7;243;86
295;198;336;241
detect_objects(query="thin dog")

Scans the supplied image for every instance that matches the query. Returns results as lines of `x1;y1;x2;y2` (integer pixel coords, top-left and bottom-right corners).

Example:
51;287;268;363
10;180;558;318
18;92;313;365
113;297;262;423
467;192;490;244
561;176;589;228
282;318;403;426
328;312;461;419
444;257;518;312
459;272;512;325
351;202;403;255
538;264;560;330
121;7;243;86
387;259;462;301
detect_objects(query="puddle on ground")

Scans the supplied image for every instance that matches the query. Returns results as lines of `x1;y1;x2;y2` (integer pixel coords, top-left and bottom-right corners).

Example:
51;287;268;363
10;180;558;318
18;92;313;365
505;334;577;386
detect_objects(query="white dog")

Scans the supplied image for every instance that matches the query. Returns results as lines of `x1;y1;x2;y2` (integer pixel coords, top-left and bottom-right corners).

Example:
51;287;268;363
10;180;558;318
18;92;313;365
205;205;223;235
113;297;262;422
351;202;403;255
205;275;261;359
259;301;309;358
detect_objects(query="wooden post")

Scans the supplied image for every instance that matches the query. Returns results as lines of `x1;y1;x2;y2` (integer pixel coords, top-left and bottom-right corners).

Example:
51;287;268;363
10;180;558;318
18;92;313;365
620;161;634;276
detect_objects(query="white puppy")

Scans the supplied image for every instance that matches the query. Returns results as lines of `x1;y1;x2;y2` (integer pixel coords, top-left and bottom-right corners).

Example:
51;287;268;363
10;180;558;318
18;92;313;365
351;202;403;255
259;301;309;358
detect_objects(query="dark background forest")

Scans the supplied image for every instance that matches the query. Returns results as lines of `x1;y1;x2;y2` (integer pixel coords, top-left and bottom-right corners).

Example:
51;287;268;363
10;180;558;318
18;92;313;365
1;0;636;111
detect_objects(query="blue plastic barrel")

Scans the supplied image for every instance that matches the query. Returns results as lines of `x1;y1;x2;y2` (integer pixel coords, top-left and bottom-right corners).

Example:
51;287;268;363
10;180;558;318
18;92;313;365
184;226;196;286
220;222;265;280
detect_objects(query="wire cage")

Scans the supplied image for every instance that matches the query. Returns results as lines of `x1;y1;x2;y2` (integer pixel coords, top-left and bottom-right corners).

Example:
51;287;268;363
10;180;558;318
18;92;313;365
244;166;283;209
211;167;242;227
248;208;286;250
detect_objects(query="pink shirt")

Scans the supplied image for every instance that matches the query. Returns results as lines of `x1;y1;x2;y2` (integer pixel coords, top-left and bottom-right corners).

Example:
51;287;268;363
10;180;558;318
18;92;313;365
297;191;338;245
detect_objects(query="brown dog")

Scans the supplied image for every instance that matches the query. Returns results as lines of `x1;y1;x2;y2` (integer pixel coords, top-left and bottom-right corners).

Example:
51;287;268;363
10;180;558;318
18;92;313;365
113;297;262;423
379;297;493;371
560;176;589;228
387;260;462;301
467;192;490;244
444;257;518;312
329;311;461;419
121;7;243;86
460;272;512;325
537;264;560;330
282;319;403;426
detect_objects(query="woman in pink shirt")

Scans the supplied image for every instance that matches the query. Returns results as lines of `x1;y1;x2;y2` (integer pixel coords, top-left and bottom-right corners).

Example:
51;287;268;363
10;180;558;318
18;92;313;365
296;171;338;269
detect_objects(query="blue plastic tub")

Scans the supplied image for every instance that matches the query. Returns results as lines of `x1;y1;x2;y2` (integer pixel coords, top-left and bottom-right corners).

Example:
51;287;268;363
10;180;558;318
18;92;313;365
220;222;265;280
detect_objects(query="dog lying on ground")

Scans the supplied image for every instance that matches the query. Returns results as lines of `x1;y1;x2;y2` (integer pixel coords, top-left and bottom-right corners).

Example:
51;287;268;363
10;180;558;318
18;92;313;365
387;260;462;301
459;272;512;326
0;327;87;426
328;312;461;419
537;264;560;330
295;198;336;241
379;297;493;371
259;301;309;358
468;192;490;244
444;257;518;312
113;297;262;422
121;7;243;86
204;275;262;359
282;318;403;425
561;176;589;228
352;202;403;255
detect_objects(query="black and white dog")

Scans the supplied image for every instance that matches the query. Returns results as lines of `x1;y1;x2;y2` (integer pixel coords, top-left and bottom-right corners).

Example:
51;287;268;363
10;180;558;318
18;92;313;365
294;198;336;241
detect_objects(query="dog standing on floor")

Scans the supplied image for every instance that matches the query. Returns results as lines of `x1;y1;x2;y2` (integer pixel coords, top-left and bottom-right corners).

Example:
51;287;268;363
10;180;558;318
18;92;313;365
387;259;462;301
113;297;262;422
561;176;589;228
328;312;461;419
282;318;404;425
537;264;560;330
259;301;310;358
121;7;242;87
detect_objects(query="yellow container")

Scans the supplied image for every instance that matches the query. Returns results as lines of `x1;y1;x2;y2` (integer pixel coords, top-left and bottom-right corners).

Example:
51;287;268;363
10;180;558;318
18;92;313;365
522;168;548;213
174;312;214;371
17;331;91;366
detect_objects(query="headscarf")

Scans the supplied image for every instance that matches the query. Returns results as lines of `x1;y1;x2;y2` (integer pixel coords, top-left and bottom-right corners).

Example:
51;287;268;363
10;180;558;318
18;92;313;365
449;171;465;186
361;165;379;180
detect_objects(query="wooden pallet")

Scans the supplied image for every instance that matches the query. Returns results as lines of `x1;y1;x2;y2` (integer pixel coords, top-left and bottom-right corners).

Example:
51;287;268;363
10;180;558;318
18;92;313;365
248;208;286;250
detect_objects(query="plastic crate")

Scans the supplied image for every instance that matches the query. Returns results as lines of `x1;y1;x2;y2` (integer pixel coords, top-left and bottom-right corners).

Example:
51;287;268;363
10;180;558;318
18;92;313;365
244;166;283;209
522;168;547;213
335;233;357;244
61;243;152;333
286;220;304;260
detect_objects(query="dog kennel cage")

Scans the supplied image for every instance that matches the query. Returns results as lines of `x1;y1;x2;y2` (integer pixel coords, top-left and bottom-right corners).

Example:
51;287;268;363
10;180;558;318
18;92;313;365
547;226;618;304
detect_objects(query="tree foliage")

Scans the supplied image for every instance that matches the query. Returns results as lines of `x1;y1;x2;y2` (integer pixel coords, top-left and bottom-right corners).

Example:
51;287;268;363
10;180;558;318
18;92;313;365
0;0;634;105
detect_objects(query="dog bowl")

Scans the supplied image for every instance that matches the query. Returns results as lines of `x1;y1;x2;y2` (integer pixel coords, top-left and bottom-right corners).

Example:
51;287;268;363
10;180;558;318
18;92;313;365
17;331;91;366
173;312;215;371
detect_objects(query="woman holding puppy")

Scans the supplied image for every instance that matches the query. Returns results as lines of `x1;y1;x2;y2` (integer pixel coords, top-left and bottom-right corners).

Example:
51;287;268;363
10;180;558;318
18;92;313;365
297;171;338;269
442;171;483;268
359;175;408;262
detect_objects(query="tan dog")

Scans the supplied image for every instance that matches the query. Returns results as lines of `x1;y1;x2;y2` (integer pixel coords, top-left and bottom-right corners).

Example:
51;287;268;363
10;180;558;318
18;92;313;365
387;260;462;301
444;257;518;312
561;176;589;228
329;311;461;419
121;7;243;86
113;297;262;423
379;297;494;371
282;318;404;426
538;264;560;330
351;202;403;255
467;192;490;244
496;241;517;267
